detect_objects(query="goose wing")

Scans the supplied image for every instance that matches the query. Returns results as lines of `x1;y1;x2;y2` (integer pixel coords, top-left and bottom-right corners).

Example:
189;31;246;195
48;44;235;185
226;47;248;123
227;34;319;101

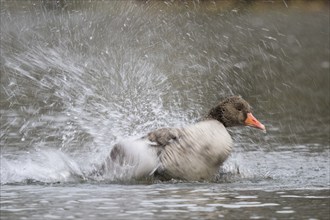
147;127;181;147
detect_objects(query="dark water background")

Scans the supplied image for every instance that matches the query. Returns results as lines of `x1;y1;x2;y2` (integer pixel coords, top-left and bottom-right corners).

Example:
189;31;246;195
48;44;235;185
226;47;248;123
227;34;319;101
0;1;329;219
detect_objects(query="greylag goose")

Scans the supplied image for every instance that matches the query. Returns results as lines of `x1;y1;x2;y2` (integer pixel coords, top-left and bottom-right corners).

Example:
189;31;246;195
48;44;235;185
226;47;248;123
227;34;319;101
103;96;265;181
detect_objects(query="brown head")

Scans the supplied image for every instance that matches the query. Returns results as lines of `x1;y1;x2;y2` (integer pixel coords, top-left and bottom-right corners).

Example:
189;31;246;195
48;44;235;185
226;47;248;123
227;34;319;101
207;96;266;131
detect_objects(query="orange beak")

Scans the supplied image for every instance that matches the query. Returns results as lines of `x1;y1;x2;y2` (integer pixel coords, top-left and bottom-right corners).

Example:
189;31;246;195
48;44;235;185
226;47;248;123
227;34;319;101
244;113;266;131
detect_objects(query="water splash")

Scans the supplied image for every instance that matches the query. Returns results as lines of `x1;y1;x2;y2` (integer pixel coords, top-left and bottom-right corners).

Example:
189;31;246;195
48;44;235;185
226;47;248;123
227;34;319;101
1;1;328;185
0;149;83;184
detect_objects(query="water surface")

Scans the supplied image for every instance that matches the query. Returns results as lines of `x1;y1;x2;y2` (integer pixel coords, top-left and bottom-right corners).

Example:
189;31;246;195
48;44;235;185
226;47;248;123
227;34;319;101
0;1;329;219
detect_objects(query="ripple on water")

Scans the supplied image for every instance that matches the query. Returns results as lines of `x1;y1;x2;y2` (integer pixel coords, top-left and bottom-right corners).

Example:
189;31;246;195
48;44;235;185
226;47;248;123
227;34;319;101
206;202;280;208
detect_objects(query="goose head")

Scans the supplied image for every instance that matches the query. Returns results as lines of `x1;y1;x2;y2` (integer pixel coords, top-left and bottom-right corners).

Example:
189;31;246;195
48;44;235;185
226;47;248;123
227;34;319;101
207;96;266;131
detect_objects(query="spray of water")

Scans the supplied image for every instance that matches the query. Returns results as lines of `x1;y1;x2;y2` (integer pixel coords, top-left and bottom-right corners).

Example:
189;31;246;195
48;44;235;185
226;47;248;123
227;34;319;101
1;1;328;184
0;2;213;184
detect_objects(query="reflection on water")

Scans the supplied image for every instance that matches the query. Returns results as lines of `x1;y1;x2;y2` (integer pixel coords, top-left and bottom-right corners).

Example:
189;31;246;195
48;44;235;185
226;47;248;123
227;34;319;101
0;0;329;219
